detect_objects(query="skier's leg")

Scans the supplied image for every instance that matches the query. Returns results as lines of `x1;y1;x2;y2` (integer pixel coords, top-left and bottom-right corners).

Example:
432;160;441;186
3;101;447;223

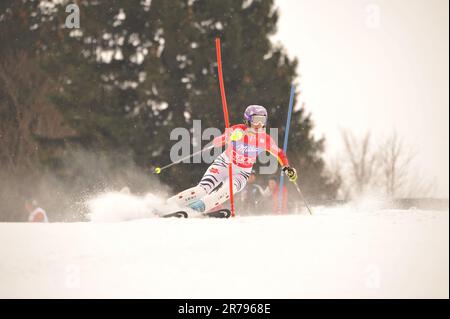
166;154;230;208
190;167;252;213
198;154;231;194
166;185;208;207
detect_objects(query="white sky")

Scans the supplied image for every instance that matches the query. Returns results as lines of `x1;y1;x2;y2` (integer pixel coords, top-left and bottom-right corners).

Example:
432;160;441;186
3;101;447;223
273;0;449;197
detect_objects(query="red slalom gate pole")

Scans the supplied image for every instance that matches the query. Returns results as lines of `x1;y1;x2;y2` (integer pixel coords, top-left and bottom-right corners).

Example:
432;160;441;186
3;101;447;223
215;38;235;217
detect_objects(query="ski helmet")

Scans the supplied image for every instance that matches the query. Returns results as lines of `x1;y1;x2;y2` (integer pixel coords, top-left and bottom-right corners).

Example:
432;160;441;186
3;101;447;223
244;105;268;127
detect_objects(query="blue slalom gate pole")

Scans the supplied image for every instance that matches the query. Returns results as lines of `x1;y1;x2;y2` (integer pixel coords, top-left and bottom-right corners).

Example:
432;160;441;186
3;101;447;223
278;85;295;212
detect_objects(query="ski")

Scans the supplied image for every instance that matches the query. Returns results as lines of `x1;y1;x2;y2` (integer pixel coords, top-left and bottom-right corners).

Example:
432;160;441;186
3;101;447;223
161;211;188;218
203;208;231;218
160;209;231;219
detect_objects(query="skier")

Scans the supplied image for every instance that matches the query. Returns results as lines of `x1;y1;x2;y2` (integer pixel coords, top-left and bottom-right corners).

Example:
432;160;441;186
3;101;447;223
166;105;298;215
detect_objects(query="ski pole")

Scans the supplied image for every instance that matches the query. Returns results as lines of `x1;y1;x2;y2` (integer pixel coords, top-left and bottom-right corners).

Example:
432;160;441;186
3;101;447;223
291;179;313;215
278;84;295;211
153;144;215;174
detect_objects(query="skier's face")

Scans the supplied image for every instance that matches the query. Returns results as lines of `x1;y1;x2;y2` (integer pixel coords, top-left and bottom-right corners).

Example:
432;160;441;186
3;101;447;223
251;122;264;131
250;115;266;132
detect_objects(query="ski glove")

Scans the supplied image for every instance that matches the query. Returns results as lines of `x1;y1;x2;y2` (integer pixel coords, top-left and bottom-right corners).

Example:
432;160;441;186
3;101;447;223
282;166;298;182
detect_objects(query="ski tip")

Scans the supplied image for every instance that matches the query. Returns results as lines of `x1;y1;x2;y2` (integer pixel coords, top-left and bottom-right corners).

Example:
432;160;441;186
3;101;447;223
161;211;188;218
205;209;231;219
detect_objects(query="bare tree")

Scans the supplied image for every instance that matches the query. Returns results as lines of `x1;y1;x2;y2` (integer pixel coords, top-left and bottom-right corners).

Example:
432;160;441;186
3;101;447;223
378;132;413;198
336;129;436;200
340;130;378;199
326;154;350;200
0;52;76;221
0;52;74;174
378;132;434;198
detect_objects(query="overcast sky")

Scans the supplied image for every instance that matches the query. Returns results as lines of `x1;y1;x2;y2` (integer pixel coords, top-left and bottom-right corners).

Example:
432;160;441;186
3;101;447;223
273;0;449;197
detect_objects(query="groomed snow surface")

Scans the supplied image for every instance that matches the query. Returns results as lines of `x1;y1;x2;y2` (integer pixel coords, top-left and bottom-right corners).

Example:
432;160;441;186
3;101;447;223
0;193;448;298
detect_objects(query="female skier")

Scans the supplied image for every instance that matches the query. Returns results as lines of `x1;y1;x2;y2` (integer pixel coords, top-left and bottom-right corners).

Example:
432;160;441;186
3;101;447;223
167;105;297;214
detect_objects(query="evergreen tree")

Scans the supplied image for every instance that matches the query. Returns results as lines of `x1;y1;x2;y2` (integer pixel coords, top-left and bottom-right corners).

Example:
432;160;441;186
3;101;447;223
1;0;340;216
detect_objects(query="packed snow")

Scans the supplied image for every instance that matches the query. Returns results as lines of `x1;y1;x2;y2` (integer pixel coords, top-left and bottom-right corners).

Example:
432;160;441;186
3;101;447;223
0;193;448;298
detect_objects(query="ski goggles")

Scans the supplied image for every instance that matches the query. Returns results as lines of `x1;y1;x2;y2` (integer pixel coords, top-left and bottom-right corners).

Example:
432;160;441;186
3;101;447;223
251;115;267;125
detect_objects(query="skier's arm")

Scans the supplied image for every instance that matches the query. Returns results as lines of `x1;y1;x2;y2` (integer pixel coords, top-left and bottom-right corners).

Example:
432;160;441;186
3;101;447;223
264;135;289;167
212;133;226;147
265;135;298;182
212;124;246;147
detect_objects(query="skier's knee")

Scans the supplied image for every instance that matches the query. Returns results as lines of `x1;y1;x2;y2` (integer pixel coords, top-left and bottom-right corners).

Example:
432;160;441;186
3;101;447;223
232;181;247;194
197;184;209;193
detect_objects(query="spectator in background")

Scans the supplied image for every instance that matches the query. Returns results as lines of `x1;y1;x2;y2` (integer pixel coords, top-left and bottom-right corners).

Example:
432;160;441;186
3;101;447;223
25;199;49;223
264;177;288;214
238;171;265;215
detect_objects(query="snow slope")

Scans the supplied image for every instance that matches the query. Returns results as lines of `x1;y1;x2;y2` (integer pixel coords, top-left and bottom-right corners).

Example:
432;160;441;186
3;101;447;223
0;208;448;298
